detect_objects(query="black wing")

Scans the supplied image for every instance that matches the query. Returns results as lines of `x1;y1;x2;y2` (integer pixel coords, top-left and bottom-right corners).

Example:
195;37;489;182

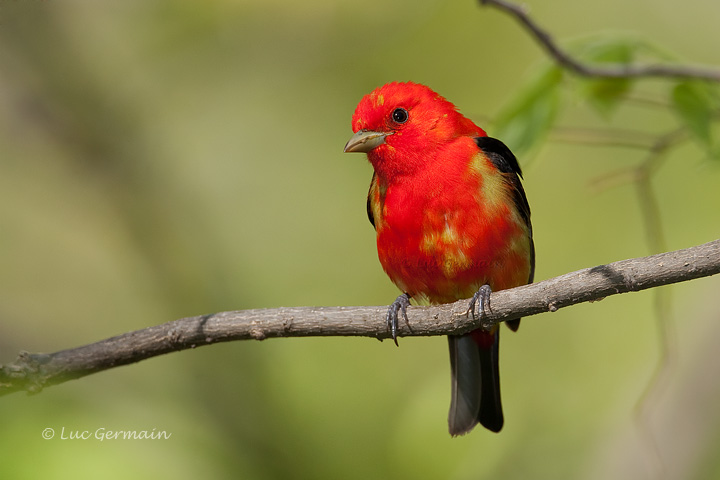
473;137;531;233
474;136;535;331
366;172;376;229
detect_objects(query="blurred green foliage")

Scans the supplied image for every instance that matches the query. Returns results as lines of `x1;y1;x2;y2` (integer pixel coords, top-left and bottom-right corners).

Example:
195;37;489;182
672;81;720;150
1;0;720;479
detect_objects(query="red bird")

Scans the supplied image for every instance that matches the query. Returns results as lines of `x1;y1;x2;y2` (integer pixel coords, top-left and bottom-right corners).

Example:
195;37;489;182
344;82;534;435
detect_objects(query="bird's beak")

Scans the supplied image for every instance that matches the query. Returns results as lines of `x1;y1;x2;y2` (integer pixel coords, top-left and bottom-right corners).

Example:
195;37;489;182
343;130;389;153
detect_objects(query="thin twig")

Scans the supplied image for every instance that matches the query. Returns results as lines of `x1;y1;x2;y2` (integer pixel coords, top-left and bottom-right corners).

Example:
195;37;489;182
1;239;719;397
480;0;720;82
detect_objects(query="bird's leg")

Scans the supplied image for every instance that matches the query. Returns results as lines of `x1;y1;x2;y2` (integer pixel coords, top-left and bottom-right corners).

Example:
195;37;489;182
386;293;411;346
467;284;493;328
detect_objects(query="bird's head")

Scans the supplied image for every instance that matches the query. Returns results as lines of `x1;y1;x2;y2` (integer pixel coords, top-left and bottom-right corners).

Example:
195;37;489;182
344;82;485;178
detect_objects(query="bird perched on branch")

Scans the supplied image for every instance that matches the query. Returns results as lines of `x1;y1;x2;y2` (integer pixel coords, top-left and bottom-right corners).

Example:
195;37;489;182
344;82;534;435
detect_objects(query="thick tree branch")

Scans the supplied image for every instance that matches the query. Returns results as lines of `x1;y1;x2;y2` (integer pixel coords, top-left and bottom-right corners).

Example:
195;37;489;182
1;239;719;397
481;0;720;82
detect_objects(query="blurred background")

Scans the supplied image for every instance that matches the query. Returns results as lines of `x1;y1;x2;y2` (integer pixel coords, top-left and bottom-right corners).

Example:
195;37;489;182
1;0;719;478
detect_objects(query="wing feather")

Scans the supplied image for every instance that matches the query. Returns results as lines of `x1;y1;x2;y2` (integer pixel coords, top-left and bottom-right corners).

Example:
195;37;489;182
474;136;535;331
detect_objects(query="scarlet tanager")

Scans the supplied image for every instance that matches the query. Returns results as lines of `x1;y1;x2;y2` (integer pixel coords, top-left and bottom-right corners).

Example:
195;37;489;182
344;82;534;435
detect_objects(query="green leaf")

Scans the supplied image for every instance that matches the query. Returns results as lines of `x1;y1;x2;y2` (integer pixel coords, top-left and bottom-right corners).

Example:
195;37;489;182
491;64;564;156
575;38;637;115
671;81;716;147
581;77;633;116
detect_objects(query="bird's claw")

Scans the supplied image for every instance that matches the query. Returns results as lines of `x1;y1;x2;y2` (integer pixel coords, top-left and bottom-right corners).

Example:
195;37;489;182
386;293;411;346
467;284;492;327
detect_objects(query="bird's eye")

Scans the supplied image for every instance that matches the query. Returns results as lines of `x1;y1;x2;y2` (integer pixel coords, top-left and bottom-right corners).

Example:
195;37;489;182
391;108;409;124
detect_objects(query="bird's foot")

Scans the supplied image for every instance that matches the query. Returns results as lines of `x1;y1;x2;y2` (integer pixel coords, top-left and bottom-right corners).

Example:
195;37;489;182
467;284;493;328
386;293;411;346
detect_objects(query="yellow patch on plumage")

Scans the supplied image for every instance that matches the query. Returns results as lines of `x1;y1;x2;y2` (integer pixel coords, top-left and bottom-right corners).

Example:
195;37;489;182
421;213;474;279
441;249;472;278
412;292;431;306
440;218;458;244
421;231;440;254
369;177;386;231
469;153;510;213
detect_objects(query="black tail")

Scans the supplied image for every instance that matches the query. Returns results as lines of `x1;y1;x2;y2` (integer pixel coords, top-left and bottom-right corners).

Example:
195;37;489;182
447;331;503;435
477;330;503;432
